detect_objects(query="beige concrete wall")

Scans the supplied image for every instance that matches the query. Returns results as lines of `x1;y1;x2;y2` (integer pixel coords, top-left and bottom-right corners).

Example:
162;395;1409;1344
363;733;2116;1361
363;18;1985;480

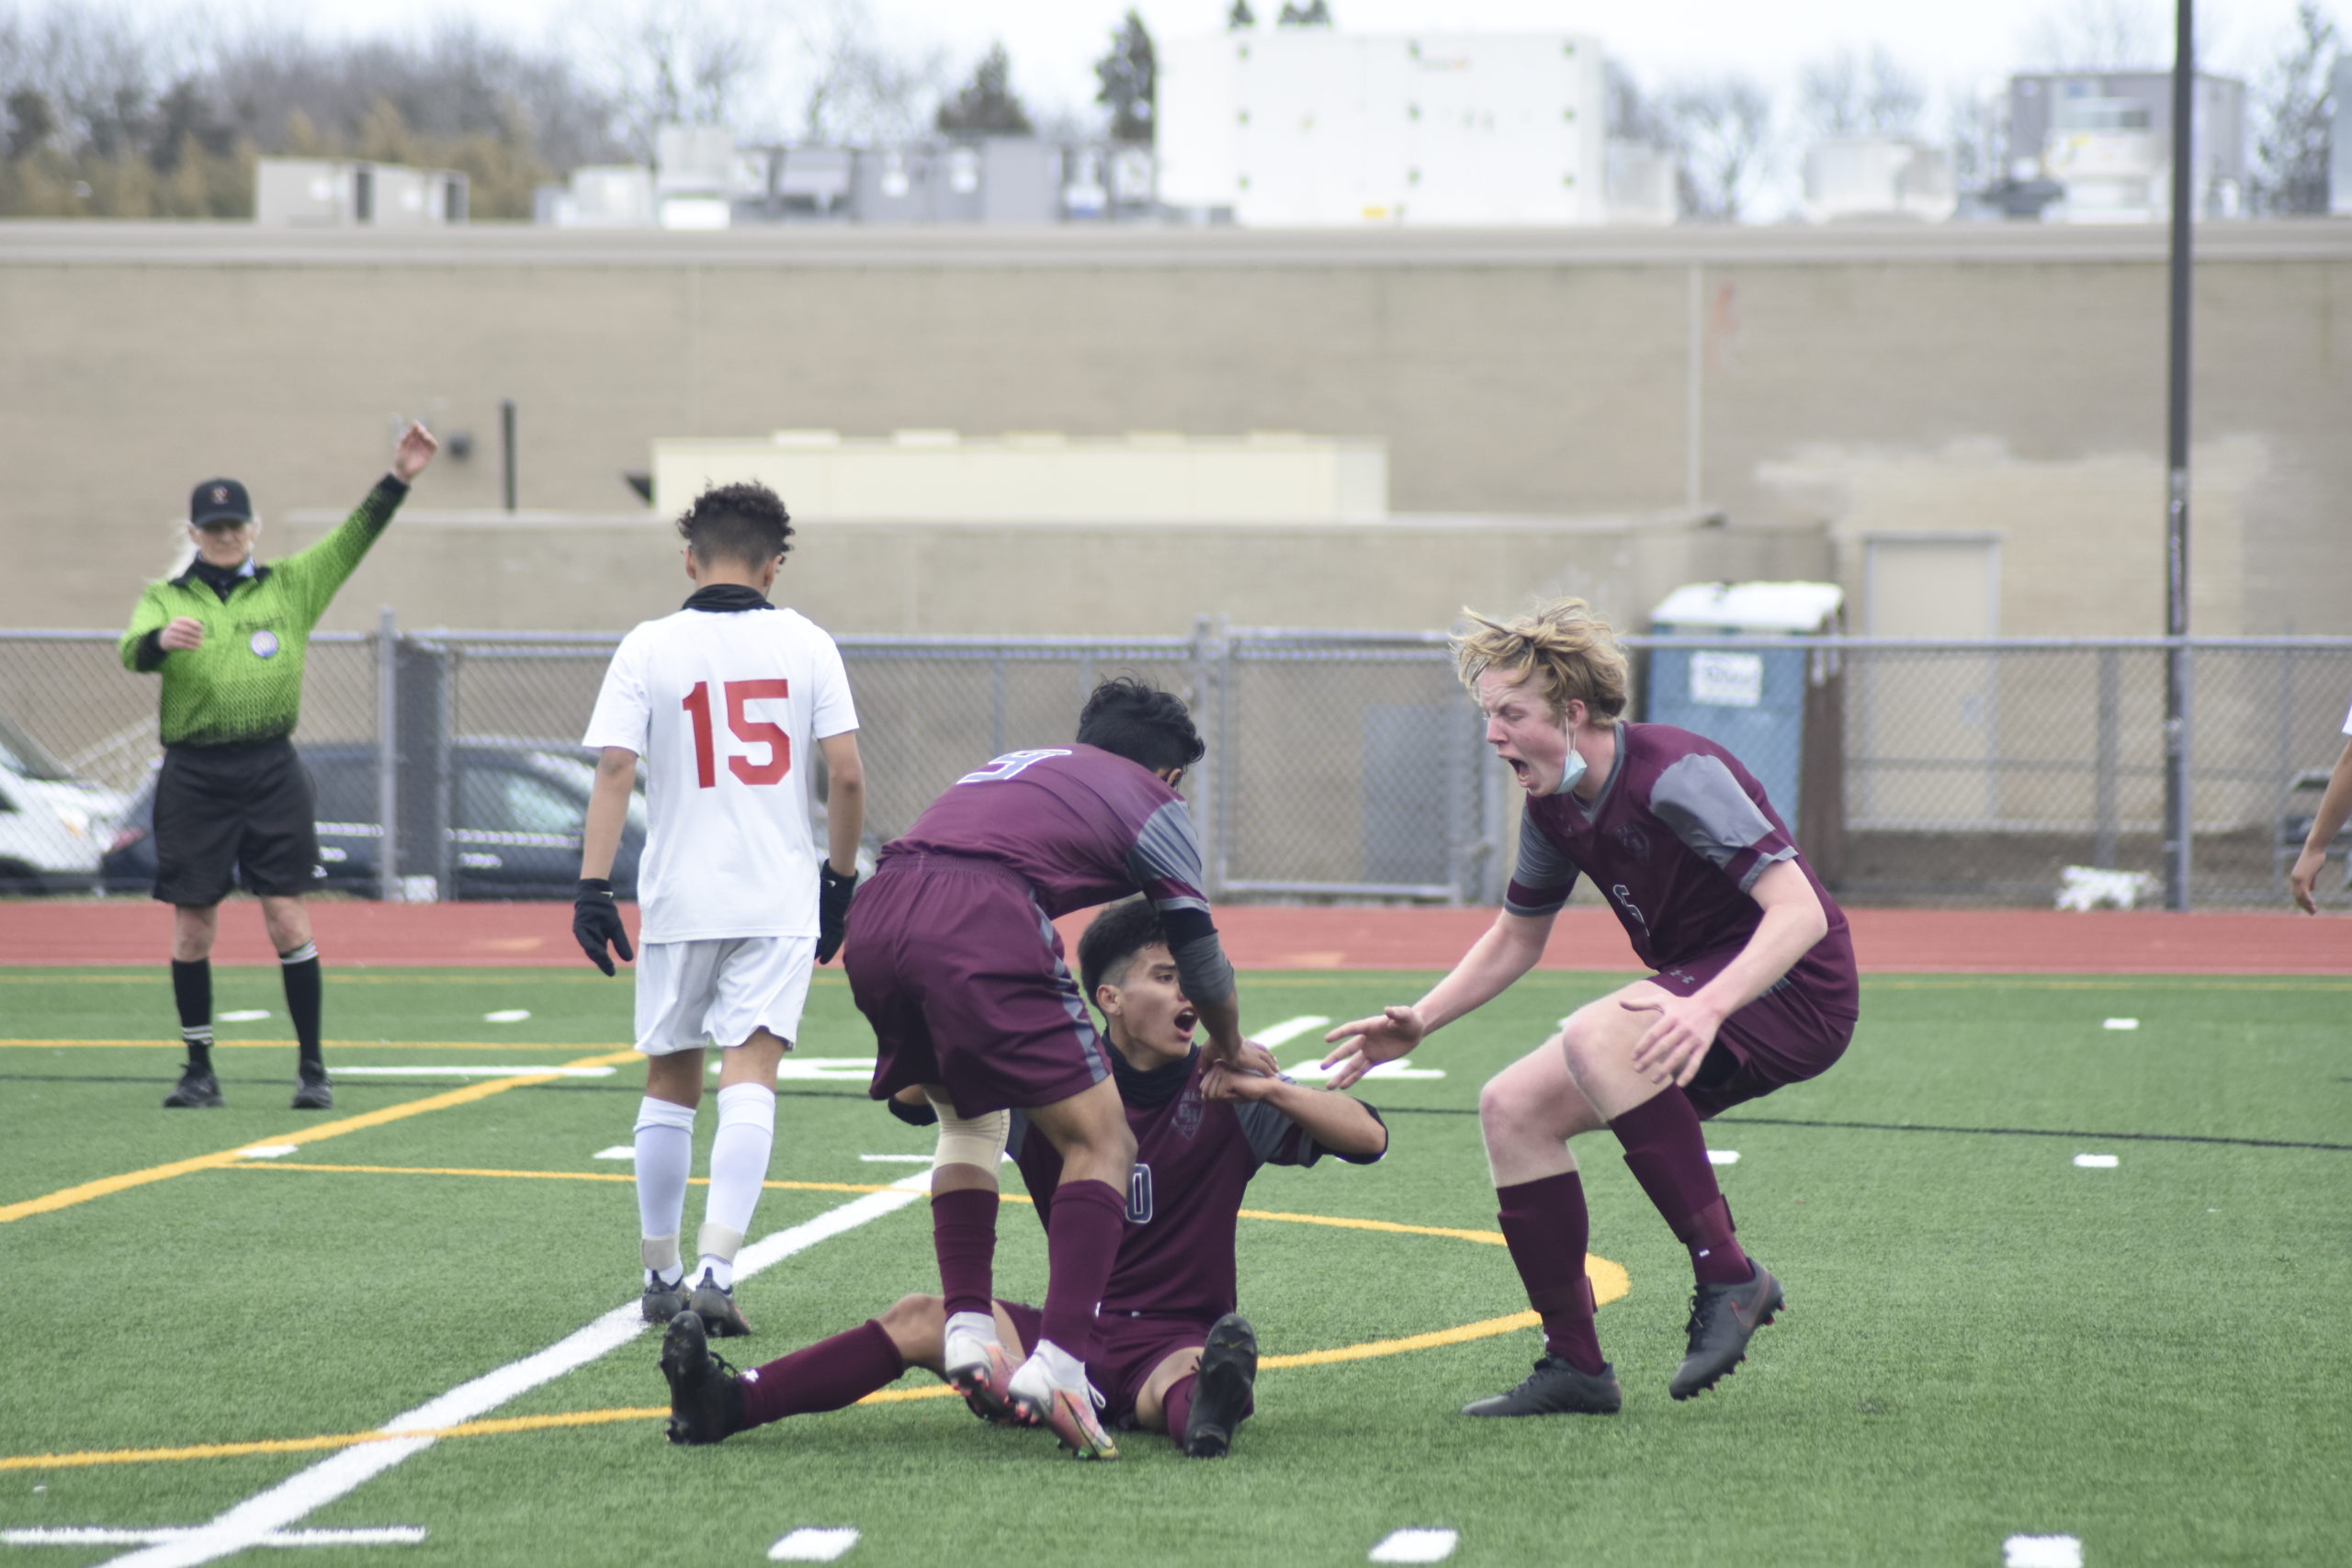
6;221;2347;637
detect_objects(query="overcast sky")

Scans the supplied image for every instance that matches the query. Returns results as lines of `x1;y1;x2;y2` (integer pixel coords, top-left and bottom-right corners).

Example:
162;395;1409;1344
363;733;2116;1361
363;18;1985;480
101;0;2344;127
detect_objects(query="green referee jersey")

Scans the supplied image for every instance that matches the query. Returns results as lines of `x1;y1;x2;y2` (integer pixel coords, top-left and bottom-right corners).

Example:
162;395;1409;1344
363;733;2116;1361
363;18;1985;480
119;476;410;747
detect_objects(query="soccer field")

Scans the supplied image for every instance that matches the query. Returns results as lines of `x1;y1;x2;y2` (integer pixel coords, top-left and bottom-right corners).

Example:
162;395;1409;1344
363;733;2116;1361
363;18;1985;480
1;964;2346;1568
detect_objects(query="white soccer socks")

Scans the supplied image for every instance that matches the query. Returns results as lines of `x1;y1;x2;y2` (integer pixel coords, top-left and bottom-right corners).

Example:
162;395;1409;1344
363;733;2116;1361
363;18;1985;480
634;1096;696;1288
696;1081;777;1291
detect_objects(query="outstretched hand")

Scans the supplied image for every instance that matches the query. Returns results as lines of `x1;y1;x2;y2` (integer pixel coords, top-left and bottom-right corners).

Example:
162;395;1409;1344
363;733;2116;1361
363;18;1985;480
392;422;439;483
1318;1004;1426;1091
1622;993;1724;1088
1200;1059;1280;1102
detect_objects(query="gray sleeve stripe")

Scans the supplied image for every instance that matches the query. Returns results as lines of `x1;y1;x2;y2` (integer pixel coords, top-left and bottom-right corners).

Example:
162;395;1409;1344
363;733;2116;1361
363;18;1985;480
1152;895;1211;916
1735;843;1797;893
1232;1095;1299;1165
1652;753;1781;871
1511;815;1578;892
1125;799;1208;897
1170;930;1236;1006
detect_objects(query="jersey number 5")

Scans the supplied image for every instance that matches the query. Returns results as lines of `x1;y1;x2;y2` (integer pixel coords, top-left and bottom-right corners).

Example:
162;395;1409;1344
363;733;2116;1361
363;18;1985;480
683;679;791;788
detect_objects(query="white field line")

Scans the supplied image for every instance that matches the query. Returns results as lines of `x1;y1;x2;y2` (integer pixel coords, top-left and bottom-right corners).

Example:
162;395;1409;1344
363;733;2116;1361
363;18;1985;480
6;1528;424;1548
1284;1060;1446;1082
1251;1016;1331;1048
593;1146;635;1160
217;1010;272;1023
2073;1154;2120;1168
709;1057;876;1081
1368;1529;1460;1564
93;1174;932;1568
2102;1018;2139;1031
769;1528;861;1562
481;1010;531;1023
2004;1536;2082;1568
1707;1150;1740;1166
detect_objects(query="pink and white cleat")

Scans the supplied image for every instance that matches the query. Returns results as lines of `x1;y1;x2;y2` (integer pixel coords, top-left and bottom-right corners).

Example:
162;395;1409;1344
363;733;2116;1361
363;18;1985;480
943;1322;1019;1426
1005;1354;1119;1461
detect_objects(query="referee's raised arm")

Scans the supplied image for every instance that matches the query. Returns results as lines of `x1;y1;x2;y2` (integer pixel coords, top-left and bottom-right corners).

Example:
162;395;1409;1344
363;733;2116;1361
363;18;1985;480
123;422;437;1112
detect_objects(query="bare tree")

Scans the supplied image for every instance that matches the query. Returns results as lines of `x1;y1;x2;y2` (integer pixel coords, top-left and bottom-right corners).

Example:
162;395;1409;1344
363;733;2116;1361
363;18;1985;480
582;0;786;159
1659;74;1776;220
1799;46;1925;139
2020;0;2165;71
2250;0;2339;213
1606;59;1669;145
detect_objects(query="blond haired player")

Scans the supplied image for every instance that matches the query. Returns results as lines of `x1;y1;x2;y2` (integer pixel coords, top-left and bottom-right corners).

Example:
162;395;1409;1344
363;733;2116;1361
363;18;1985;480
1324;598;1858;1415
574;481;865;1335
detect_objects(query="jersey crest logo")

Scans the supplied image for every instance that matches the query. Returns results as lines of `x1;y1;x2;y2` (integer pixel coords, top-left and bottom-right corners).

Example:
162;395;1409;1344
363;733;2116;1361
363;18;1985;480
1125;1162;1154;1224
1612;825;1652;861
248;629;279;660
1171;1083;1204;1141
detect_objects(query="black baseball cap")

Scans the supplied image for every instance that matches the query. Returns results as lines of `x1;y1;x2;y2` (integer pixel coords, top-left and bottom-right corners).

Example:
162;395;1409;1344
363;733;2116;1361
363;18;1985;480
190;478;253;527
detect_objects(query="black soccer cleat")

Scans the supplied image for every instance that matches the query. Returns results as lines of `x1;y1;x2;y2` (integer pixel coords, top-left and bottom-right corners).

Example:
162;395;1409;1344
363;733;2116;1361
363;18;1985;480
686;1268;753;1337
1182;1313;1259;1458
640;1276;690;1325
660;1310;746;1446
163;1065;223;1109
1670;1262;1784;1401
290;1067;334;1111
1461;1354;1623;1417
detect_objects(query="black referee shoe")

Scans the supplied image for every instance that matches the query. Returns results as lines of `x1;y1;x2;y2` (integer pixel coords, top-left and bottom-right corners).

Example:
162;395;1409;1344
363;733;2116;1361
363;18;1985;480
1182;1313;1258;1458
163;1065;223;1109
1462;1354;1623;1417
1670;1262;1784;1401
290;1067;334;1111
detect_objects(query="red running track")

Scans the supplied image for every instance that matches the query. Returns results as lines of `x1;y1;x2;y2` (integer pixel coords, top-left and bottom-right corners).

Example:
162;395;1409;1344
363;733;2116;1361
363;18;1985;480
2;899;2342;975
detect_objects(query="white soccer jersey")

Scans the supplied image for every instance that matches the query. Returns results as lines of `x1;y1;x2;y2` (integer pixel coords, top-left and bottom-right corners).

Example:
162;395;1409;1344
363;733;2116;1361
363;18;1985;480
582;604;857;943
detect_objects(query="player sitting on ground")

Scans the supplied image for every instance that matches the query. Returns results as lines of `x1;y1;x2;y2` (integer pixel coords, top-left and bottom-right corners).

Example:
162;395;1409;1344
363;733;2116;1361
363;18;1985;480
659;896;1387;1458
573;480;865;1338
1322;598;1859;1416
841;677;1276;1460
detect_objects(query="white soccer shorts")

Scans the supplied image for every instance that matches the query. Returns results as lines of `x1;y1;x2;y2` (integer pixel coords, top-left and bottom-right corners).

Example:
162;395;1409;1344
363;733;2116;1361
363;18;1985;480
634;935;817;1055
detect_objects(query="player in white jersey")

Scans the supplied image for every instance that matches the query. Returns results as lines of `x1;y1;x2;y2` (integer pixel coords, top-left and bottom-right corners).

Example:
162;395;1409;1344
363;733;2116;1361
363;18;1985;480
572;480;865;1335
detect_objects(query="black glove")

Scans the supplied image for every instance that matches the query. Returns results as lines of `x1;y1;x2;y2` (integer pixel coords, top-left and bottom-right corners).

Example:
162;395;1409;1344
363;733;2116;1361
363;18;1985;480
817;863;859;964
572;877;634;976
884;1090;939;1129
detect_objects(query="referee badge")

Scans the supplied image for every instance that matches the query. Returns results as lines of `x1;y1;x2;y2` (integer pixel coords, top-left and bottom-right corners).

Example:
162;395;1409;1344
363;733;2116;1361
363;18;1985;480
249;629;280;659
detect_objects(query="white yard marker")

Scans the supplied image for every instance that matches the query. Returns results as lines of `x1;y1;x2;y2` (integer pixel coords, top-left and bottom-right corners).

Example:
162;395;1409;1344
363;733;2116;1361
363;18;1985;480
218;1010;272;1023
1707;1149;1740;1166
1368;1529;1460;1564
2004;1535;2083;1568
1284;1060;1446;1082
82;1175;932;1568
235;1145;300;1160
2074;1154;2120;1168
592;1146;635;1161
5;1528;424;1548
712;1056;876;1081
859;1154;932;1163
1252;1016;1332;1048
768;1528;860;1562
2102;1019;2139;1031
330;1066;616;1078
482;1010;531;1023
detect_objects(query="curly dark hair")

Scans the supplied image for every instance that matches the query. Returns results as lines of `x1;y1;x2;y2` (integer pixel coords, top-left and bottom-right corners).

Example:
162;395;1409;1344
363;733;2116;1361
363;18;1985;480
1075;675;1204;775
676;480;794;570
1077;897;1167;1011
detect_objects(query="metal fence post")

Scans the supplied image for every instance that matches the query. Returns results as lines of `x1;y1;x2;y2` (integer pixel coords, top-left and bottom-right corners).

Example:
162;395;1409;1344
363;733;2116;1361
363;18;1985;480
375;606;400;903
1190;615;1225;897
2093;647;2119;870
2173;639;2194;907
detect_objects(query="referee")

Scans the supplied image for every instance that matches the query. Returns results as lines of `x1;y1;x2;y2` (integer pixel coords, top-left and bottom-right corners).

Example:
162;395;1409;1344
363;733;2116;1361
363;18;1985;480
119;423;438;1110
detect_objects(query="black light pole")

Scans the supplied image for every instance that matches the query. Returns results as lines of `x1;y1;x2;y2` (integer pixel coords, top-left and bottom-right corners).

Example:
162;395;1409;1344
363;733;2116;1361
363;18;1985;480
2161;0;2194;909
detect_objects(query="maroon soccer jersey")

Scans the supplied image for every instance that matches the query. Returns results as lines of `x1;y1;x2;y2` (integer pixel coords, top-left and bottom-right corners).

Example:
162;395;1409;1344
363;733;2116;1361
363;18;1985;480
1011;1050;1378;1323
1505;723;1855;1010
887;743;1209;919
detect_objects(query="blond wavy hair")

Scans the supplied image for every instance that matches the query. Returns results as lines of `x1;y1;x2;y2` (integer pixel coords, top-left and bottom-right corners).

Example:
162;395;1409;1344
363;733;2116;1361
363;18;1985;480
1453;598;1630;721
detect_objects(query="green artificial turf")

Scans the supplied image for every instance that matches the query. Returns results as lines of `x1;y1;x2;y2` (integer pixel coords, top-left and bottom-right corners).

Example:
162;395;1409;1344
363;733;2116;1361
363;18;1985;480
1;964;2346;1566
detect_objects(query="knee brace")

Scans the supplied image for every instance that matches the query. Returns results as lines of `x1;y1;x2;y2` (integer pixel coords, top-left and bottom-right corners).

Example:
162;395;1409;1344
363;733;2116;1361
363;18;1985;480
929;1094;1010;1175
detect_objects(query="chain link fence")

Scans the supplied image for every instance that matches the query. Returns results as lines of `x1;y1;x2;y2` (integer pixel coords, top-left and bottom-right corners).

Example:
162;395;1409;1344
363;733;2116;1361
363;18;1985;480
5;623;2349;908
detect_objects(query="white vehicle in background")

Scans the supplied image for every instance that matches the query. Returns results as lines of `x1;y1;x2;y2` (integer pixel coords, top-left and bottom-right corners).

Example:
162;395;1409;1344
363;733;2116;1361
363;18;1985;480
0;715;129;894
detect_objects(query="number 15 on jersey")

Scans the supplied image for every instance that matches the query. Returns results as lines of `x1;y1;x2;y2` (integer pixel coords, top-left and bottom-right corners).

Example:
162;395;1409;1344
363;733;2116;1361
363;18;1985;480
683;679;791;787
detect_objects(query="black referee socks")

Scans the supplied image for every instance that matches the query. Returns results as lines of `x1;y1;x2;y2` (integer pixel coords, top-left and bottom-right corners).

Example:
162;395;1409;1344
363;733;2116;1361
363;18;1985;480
279;942;323;1072
171;958;212;1071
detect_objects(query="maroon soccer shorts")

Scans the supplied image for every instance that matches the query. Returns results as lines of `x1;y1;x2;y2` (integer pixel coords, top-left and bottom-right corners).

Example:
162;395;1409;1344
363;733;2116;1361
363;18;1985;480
1649;925;1860;1119
999;1303;1234;1429
846;852;1112;1119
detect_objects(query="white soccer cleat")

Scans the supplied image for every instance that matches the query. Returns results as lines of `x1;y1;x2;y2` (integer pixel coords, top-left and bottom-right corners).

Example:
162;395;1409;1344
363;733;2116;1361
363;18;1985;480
942;1314;1017;1425
1005;1352;1118;1461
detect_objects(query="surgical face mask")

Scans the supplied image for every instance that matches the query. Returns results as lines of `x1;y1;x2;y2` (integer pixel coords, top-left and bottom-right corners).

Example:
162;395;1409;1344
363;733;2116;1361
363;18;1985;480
1548;714;1586;796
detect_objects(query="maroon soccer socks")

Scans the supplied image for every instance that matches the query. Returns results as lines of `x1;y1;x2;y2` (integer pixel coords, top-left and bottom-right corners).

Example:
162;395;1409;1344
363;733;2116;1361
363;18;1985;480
738;1318;905;1427
1609;1089;1752;1287
1494;1171;1608;1376
931;1187;999;1322
1036;1176;1127;1363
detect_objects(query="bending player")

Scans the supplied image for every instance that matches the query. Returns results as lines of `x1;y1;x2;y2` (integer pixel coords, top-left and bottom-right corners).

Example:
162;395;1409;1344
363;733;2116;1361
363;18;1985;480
1323;598;1858;1416
658;897;1387;1457
842;682;1275;1461
573;481;865;1336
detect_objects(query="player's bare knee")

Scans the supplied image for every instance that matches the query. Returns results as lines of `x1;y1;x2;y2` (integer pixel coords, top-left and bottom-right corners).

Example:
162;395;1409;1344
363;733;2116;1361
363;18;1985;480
880;1294;945;1365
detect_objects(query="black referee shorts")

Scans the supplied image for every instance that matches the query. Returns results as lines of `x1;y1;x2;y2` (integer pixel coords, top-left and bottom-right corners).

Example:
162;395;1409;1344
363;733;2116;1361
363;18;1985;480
151;738;322;906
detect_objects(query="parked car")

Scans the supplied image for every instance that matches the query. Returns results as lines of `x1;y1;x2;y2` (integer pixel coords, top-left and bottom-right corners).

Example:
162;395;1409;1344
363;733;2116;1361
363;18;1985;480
101;740;648;901
0;715;129;894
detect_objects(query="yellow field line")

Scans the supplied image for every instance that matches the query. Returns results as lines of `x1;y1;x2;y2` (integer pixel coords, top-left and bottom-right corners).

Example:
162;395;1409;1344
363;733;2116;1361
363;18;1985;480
0;1040;614;1051
1236;1207;1505;1247
1260;1311;1543;1368
0;1050;639;1225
